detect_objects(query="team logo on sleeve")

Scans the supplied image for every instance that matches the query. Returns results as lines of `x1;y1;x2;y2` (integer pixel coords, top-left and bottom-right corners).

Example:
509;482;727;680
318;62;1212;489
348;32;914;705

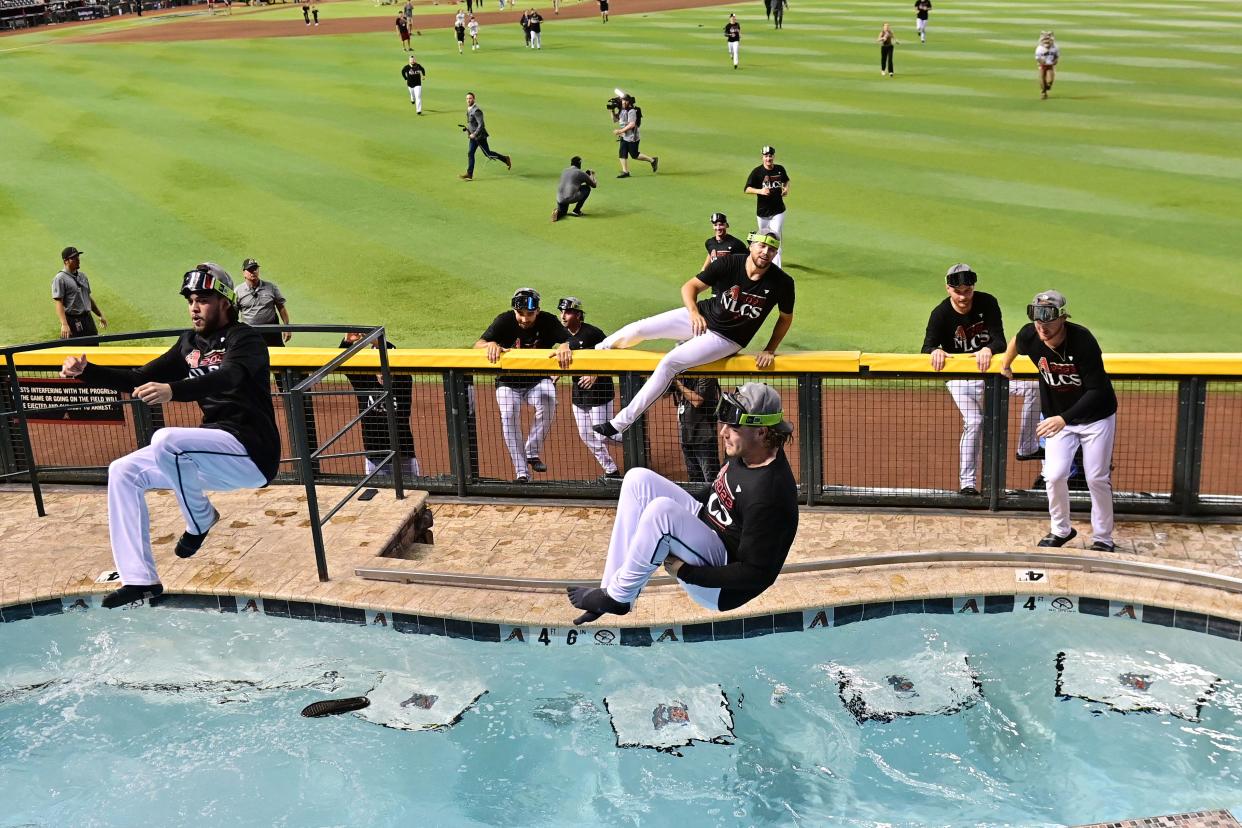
186;348;225;377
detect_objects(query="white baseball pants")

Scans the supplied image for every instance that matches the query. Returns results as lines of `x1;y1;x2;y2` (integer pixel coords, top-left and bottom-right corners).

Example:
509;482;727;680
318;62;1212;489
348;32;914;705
408;85;422;112
728;41;739;65
1044;413;1116;545
496;379;557;477
573;401;618;473
946;379;1040;489
596;307;740;432
530;30;540;47
365;456;422;477
917;17;927;39
600;468;728;608
107;427;266;586
757;211;785;266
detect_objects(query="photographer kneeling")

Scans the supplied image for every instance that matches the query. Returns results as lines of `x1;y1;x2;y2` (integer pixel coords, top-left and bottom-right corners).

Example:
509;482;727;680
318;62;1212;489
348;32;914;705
610;94;658;179
552;156;598;222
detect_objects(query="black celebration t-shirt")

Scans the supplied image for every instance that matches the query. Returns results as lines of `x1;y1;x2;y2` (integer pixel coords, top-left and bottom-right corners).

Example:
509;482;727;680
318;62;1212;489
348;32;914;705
704;234;747;265
695;255;795;347
1015;321;1117;424
480;310;569;390
921;291;1005;354
563;321;615;409
745;163;790;218
678;448;799;611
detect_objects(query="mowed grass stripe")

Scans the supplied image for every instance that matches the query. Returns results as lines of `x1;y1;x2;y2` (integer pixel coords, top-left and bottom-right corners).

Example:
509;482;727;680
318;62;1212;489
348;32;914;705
2;0;1240;351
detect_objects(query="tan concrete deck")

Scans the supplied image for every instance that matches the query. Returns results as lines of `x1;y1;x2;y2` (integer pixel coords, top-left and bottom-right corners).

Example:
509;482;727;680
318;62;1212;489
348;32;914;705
1;484;1240;627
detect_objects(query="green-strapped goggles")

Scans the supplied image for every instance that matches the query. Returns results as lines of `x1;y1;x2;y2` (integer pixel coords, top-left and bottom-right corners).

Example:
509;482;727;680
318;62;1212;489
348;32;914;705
716;391;785;428
746;231;781;249
1026;303;1067;322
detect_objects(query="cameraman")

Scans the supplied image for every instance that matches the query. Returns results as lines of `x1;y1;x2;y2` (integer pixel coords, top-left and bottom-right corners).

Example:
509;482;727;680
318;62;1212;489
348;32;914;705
552;156;597;222
611;95;658;179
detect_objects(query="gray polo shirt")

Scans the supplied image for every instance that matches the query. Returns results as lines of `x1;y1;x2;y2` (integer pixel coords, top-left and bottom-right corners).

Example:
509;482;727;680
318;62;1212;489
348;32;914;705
235;279;286;325
51;269;93;315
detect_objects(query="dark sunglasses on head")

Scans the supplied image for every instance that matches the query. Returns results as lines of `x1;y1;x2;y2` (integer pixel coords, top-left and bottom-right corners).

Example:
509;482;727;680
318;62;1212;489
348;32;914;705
1027;304;1065;322
946;270;977;288
716;392;783;428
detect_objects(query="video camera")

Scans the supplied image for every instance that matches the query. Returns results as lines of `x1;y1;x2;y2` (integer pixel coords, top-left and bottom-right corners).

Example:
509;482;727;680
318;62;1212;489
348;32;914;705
457;123;469;133
605;88;630;122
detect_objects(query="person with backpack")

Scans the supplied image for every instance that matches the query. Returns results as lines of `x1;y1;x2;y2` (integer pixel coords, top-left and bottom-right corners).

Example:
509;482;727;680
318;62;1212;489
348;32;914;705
611;95;658;179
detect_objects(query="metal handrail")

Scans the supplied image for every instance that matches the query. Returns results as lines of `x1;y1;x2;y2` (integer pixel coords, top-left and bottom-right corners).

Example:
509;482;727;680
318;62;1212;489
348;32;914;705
354;549;1242;596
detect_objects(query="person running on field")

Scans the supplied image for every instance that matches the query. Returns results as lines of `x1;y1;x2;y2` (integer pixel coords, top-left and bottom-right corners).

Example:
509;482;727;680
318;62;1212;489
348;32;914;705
1035;30;1059;99
724;13;741;69
460;91;512;180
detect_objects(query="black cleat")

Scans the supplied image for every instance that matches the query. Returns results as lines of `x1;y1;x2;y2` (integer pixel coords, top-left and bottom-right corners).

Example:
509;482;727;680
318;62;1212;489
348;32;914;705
526;457;547;473
1031;474;1046;489
1089;541;1116;552
1015;448;1045;461
175;508;220;559
616;172;630;179
599;471;623;483
515;475;530;483
102;583;164;609
593;422;619;438
1037;528;1077;548
959;486;980;496
568;586;630;625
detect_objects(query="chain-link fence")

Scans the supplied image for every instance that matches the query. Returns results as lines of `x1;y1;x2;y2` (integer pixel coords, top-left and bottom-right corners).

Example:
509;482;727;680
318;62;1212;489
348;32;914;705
3;339;1239;517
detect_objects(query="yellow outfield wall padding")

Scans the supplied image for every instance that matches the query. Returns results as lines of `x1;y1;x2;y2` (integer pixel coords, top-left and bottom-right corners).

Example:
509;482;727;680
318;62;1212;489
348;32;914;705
13;348;1242;377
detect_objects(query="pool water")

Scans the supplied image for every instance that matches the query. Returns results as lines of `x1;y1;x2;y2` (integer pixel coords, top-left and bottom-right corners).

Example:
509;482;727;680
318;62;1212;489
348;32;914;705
2;607;1240;827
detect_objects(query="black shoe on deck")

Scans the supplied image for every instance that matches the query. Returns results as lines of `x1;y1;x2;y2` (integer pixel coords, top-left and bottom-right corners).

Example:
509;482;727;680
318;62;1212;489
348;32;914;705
526;457;547;473
959;486;980;496
1037;528;1077;548
176;508;220;559
102;583;164;609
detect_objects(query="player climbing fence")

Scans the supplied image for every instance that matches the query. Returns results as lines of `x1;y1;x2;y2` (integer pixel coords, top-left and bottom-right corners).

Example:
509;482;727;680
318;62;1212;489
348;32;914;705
2;338;1240;518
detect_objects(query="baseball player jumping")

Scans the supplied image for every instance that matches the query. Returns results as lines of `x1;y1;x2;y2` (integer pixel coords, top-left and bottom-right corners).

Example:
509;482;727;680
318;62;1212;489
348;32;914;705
569;382;799;624
60;264;282;608
1001;290;1118;551
593;230;794;439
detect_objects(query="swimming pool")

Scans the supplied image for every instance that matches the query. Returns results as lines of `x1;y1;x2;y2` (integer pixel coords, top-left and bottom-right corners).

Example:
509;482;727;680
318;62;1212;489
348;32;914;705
2;604;1240;827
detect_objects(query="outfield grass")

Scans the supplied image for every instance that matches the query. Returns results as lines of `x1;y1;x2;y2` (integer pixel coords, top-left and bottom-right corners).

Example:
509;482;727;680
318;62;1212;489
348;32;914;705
2;0;1241;352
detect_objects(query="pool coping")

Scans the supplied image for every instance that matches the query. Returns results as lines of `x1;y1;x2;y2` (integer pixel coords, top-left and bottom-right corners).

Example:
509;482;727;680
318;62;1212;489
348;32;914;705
2;485;1241;644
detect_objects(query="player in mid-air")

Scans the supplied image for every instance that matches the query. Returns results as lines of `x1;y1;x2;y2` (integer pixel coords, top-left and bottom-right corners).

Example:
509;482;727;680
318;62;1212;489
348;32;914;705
592;230;794;439
59;264;281;609
569;382;799;624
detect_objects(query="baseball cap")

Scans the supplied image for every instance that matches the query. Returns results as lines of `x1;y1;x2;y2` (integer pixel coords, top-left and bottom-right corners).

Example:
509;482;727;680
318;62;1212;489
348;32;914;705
945;263;977;287
557;296;583;313
61;246;83;260
717;382;793;434
1027;289;1069;322
710;212;728;225
242;258;260;272
181;263;237;305
512;287;541;311
761;145;776;156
